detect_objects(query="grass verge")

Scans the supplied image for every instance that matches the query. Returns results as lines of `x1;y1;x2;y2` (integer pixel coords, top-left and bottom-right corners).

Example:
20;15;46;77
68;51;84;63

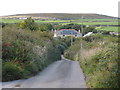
64;34;119;88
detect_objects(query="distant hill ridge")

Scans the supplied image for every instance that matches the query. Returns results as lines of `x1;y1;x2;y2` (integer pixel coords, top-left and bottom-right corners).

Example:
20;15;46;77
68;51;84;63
2;13;117;20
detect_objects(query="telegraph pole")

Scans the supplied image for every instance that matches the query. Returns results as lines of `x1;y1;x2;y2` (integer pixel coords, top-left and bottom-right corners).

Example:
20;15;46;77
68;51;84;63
71;34;73;46
71;28;73;46
80;16;83;59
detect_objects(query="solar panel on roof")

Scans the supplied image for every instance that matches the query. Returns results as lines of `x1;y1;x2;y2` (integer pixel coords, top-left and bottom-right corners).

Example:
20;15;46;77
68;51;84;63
57;29;79;36
61;30;77;35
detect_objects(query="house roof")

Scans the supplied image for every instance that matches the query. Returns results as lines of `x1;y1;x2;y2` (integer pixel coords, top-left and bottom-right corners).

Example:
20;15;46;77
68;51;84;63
56;29;80;35
59;29;76;31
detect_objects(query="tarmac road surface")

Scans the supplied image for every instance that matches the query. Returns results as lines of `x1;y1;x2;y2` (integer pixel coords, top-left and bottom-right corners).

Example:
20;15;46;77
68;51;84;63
2;56;86;88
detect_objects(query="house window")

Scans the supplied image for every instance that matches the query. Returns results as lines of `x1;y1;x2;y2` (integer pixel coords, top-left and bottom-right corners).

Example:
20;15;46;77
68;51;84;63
75;35;77;37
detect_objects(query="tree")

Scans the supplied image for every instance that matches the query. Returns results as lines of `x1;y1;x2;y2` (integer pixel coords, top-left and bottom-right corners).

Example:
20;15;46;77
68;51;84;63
19;17;38;31
58;23;85;30
38;23;53;31
83;26;97;35
1;22;6;28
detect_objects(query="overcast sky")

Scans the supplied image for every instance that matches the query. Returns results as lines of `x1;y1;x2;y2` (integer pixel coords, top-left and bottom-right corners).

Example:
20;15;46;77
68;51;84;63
0;0;119;17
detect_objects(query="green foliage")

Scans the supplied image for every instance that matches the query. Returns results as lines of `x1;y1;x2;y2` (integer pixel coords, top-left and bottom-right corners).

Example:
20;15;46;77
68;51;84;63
1;18;117;26
101;30;110;35
38;23;53;31
19;21;25;28
56;44;66;54
83;26;97;35
2;62;22;81
96;26;118;32
19;17;38;30
25;63;39;75
83;34;103;42
64;43;80;60
2;24;63;81
58;23;85;30
60;36;76;47
2;41;33;63
85;44;118;88
1;22;6;28
64;35;119;88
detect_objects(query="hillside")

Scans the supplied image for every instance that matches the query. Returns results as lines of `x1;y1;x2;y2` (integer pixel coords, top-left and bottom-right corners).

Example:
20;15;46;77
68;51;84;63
1;13;116;20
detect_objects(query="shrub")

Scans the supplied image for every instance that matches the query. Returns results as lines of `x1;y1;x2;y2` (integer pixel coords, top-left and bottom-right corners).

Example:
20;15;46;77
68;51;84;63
102;30;110;35
83;26;97;35
2;24;64;81
2;40;34;64
19;17;38;31
58;23;86;30
56;44;66;54
37;23;53;31
2;62;22;81
64;35;119;88
87;44;118;88
1;22;6;28
83;34;103;42
25;63;39;75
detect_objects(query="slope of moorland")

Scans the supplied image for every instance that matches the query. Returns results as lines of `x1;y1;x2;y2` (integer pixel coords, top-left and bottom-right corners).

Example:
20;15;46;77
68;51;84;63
1;13;117;20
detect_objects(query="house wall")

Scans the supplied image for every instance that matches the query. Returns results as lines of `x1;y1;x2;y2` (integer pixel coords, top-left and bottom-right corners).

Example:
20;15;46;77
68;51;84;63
54;30;82;38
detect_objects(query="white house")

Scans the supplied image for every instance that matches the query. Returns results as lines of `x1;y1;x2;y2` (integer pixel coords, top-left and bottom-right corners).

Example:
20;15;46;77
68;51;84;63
19;17;28;20
54;29;82;38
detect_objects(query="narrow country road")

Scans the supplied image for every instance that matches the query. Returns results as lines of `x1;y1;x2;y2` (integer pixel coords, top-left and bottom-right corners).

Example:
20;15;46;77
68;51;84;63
2;56;86;88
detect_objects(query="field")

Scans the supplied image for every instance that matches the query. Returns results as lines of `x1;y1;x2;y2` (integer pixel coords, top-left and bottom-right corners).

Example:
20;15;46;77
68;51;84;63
0;19;22;23
76;21;118;25
1;18;118;25
1;17;119;34
96;26;118;32
1;18;119;33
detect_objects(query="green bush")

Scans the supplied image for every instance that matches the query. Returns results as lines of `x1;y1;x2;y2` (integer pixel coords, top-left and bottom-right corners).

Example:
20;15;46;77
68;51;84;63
58;23;85;30
25;63;39;75
1;22;6;28
83;34;103;42
19;17;38;31
64;35;119;88
2;62;22;81
83;26;97;35
87;45;118;88
2;24;63;81
2;40;34;64
101;30;110;35
38;23;53;31
56;44;66;54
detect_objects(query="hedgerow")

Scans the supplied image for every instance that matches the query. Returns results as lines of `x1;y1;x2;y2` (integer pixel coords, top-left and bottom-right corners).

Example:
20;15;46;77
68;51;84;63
2;24;64;81
64;34;119;88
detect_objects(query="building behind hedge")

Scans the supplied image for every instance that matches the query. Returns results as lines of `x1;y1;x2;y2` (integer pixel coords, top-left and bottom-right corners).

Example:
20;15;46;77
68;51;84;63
54;29;82;38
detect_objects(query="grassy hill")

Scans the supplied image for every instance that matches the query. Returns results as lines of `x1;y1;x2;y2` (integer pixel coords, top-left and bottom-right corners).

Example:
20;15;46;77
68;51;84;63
1;13;117;20
1;13;118;33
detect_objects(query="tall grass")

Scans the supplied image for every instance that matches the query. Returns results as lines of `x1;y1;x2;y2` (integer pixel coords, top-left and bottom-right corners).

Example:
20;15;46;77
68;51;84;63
64;34;119;88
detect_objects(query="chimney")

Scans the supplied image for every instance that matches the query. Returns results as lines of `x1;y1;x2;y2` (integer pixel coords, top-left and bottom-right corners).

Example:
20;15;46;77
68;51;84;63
54;29;57;37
